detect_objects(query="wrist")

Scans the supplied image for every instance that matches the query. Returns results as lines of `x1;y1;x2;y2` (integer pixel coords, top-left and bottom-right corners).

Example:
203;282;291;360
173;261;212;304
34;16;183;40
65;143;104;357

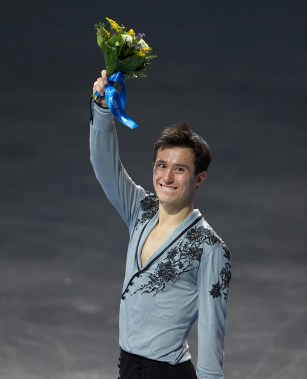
92;92;108;109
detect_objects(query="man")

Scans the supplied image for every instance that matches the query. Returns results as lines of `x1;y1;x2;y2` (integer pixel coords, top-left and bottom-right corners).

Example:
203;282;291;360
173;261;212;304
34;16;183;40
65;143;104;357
90;70;231;379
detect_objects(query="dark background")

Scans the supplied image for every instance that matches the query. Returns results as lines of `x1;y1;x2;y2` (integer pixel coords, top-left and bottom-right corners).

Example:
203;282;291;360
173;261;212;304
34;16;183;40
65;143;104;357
1;1;306;378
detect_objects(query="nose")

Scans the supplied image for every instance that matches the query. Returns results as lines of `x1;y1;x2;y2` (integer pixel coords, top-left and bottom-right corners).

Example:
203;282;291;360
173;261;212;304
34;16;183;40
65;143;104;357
163;168;174;183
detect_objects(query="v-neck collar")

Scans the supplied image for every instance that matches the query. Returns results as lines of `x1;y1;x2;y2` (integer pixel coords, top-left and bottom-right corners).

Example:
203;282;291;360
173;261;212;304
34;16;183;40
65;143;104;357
121;210;203;300
136;209;202;270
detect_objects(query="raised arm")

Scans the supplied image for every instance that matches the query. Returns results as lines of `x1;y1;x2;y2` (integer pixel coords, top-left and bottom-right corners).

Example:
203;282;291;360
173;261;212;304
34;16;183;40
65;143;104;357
90;70;145;226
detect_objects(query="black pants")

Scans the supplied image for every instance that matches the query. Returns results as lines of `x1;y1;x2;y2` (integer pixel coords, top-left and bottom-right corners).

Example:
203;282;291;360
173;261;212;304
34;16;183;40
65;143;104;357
118;348;197;379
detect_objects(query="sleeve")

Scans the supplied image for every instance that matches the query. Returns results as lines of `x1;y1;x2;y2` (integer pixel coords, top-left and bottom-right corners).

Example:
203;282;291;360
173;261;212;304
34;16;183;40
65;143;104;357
89;101;145;226
196;243;232;379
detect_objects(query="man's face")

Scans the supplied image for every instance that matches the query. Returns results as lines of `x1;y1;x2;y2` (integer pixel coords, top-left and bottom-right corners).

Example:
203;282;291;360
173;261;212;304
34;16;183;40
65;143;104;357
153;147;205;210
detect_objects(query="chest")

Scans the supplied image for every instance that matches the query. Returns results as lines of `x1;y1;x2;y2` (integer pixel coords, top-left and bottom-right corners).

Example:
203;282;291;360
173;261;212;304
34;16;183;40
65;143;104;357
141;226;174;268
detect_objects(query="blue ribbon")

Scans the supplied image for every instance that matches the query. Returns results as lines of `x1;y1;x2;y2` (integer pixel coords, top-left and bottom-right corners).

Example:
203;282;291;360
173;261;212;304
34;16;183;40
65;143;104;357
95;72;138;129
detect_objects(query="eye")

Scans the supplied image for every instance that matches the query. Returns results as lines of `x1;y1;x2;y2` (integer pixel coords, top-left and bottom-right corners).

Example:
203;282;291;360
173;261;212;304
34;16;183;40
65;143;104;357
155;162;166;169
175;167;185;172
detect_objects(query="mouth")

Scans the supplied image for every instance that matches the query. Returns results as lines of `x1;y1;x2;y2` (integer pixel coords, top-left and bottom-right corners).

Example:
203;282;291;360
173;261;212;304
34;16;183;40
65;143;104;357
159;184;178;192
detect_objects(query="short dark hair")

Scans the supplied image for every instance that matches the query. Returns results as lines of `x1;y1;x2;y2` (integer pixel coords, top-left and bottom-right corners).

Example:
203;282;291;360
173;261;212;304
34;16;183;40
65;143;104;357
153;122;211;174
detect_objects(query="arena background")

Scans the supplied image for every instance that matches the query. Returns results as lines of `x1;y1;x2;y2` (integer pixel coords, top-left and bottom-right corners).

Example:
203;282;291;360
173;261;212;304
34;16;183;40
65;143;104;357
1;1;306;378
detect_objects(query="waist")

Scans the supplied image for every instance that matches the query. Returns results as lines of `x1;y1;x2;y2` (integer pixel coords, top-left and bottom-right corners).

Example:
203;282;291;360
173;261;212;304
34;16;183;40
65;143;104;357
118;348;196;379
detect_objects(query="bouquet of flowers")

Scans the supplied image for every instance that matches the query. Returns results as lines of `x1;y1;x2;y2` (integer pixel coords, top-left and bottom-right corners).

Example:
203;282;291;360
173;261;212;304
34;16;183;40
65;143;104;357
95;17;156;79
93;17;156;129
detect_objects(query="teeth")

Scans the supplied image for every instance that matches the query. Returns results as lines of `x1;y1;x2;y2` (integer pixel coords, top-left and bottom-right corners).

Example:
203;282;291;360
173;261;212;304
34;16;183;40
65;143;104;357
161;185;175;191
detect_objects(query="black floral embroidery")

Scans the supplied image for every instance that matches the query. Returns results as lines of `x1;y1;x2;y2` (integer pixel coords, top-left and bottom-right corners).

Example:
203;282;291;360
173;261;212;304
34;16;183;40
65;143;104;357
134;225;219;296
210;282;223;298
135;192;159;229
186;226;219;245
222;245;231;261
187;224;232;300
209;245;232;300
134;205;232;300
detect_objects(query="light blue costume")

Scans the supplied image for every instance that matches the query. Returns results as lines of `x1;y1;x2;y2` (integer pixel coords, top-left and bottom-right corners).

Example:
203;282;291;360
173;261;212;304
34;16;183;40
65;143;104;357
90;103;231;379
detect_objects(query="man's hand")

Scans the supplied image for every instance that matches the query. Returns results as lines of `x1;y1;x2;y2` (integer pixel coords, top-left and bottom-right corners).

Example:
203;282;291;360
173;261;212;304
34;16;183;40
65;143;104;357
92;69;109;108
93;69;108;97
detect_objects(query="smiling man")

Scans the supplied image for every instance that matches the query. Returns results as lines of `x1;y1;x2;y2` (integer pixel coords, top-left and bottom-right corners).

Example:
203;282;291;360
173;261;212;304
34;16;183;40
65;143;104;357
90;70;232;379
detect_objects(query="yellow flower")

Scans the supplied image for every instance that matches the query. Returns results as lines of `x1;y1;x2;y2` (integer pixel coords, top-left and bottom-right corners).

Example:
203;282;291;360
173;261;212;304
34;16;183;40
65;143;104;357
102;27;110;39
137;51;146;58
128;29;135;37
106;17;122;33
137;47;151;58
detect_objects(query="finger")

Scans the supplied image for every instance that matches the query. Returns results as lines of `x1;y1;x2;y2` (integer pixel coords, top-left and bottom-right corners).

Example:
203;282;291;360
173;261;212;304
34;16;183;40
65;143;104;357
93;80;104;96
101;69;108;85
97;78;106;95
97;77;105;88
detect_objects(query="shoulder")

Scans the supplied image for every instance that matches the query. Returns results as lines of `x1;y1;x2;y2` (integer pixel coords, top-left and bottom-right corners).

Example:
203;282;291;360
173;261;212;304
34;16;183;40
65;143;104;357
186;220;231;261
134;191;159;230
192;221;232;300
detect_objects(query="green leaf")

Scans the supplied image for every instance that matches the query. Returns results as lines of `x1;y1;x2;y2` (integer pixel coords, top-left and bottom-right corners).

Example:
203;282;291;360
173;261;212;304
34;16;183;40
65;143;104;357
116;55;145;74
97;33;104;47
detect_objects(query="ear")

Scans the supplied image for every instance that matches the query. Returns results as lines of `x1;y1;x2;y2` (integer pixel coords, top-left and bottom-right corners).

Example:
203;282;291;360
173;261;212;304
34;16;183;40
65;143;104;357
195;171;206;188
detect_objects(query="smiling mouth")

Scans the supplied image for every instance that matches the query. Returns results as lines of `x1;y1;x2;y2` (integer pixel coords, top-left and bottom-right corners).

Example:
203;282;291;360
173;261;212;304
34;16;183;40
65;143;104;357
159;184;177;192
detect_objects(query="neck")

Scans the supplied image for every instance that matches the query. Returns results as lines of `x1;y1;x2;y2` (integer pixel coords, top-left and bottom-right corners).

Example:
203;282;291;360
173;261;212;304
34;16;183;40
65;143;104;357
157;203;194;229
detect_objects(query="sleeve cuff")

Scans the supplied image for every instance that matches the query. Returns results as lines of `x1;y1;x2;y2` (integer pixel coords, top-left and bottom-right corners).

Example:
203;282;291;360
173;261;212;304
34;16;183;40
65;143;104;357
91;101;114;132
